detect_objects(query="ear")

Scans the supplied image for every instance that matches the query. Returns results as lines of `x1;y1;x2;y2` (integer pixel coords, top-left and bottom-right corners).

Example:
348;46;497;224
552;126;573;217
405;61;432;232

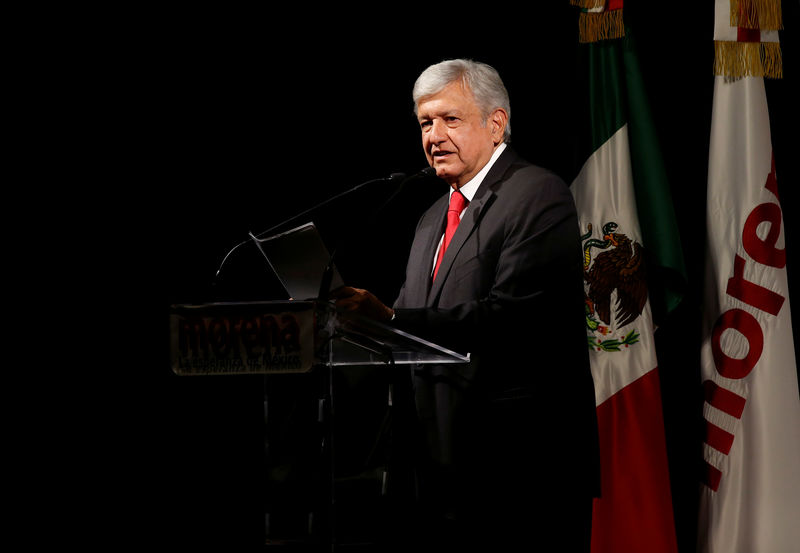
488;108;509;144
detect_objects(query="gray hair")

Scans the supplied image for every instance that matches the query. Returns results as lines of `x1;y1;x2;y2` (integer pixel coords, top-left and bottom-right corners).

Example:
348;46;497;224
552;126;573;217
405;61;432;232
412;58;511;142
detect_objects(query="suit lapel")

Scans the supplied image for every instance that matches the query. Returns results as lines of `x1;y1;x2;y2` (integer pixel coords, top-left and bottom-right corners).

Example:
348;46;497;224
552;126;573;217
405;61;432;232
426;193;491;304
425;147;518;306
400;194;447;306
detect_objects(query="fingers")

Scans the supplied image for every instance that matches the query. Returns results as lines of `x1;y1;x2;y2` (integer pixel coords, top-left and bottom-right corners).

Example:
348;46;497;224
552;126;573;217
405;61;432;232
330;286;364;305
331;286;366;311
330;287;393;321
329;285;356;299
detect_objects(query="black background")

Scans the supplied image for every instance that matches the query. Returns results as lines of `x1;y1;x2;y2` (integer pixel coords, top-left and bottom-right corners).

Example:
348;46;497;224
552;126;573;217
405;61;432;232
58;3;799;550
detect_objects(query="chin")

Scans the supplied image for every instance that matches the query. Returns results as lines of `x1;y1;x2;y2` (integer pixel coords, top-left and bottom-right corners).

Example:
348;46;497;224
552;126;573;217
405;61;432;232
433;165;456;180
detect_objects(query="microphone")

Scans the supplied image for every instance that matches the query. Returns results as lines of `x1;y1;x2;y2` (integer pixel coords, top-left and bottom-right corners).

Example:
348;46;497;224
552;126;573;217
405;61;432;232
317;166;436;301
214;171;410;279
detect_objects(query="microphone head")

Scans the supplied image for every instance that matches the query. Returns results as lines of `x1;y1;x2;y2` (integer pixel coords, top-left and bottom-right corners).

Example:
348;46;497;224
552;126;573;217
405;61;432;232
386;167;436;185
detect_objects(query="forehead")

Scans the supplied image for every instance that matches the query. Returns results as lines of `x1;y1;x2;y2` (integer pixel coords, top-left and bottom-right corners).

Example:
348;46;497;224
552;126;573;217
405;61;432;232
416;81;479;118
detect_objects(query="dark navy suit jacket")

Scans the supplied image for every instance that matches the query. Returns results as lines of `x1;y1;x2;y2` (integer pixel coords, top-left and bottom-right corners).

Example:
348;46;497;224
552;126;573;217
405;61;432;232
391;146;600;523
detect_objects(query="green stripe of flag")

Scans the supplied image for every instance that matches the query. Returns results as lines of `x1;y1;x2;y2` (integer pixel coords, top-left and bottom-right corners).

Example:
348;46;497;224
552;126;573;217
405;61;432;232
584;29;687;320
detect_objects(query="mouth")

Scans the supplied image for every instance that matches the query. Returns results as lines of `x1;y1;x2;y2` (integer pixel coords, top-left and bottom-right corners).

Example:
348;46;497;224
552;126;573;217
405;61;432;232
432;150;454;163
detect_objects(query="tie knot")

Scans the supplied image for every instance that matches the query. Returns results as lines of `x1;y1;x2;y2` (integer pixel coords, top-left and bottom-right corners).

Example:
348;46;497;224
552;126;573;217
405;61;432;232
449;190;468;213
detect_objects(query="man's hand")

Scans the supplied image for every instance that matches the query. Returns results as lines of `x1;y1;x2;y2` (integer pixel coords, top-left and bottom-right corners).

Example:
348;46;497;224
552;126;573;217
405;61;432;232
330;286;394;322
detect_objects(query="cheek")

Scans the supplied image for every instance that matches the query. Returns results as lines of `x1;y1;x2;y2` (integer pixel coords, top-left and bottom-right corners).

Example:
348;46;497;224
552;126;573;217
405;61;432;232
422;136;436;159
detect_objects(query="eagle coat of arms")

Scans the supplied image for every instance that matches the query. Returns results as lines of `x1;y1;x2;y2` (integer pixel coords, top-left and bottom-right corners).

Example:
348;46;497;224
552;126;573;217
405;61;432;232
581;222;647;352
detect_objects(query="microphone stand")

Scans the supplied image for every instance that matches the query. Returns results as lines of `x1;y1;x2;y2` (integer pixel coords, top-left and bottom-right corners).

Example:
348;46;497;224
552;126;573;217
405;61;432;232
214;173;407;280
241;167;435;550
316;166;435;550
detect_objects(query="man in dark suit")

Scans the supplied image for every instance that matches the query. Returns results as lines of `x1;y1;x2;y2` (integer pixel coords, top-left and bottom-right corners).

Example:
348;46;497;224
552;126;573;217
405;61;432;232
333;59;599;550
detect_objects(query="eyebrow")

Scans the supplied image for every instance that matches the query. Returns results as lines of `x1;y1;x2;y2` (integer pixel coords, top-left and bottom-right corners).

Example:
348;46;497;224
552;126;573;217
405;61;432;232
418;108;463;121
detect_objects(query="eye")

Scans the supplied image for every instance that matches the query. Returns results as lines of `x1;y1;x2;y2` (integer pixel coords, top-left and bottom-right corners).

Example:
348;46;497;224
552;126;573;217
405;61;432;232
420;120;432;130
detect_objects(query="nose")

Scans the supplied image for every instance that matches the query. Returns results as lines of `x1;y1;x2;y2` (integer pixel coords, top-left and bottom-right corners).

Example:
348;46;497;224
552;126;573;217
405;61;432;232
427;119;447;147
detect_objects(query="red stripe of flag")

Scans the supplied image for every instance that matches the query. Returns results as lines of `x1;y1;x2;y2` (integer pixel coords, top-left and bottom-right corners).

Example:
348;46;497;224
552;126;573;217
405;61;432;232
590;369;678;553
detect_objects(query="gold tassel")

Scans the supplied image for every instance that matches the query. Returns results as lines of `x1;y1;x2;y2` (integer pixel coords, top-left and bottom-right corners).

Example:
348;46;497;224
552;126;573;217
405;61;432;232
714;40;783;79
570;0;606;8
730;0;783;30
578;10;625;43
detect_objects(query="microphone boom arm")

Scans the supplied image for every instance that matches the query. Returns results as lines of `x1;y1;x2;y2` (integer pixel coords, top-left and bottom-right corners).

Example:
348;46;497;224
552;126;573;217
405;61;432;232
214;172;407;279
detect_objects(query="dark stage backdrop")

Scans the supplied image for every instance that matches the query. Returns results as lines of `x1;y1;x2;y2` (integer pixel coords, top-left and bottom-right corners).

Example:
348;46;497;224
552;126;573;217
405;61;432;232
117;3;800;550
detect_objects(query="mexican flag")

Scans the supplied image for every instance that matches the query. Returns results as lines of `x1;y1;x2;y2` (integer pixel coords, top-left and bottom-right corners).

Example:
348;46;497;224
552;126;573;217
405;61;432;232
698;2;800;551
569;5;685;552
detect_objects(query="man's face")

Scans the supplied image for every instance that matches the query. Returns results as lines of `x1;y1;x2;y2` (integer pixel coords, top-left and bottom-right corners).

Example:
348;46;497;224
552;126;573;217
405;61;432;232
416;80;505;188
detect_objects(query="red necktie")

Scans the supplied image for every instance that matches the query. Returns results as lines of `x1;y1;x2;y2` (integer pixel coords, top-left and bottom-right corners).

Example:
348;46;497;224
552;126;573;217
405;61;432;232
433;190;468;282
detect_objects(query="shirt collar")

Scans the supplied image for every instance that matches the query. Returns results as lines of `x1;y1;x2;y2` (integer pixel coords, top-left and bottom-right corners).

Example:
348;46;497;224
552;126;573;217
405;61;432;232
451;142;507;202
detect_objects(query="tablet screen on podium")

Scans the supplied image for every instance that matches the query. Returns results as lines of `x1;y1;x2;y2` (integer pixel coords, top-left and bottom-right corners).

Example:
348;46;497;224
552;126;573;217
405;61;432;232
251;222;344;300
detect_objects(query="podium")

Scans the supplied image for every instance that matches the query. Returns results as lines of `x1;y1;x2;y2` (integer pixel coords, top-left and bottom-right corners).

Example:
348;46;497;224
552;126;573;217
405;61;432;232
170;300;468;375
169;300;468;549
